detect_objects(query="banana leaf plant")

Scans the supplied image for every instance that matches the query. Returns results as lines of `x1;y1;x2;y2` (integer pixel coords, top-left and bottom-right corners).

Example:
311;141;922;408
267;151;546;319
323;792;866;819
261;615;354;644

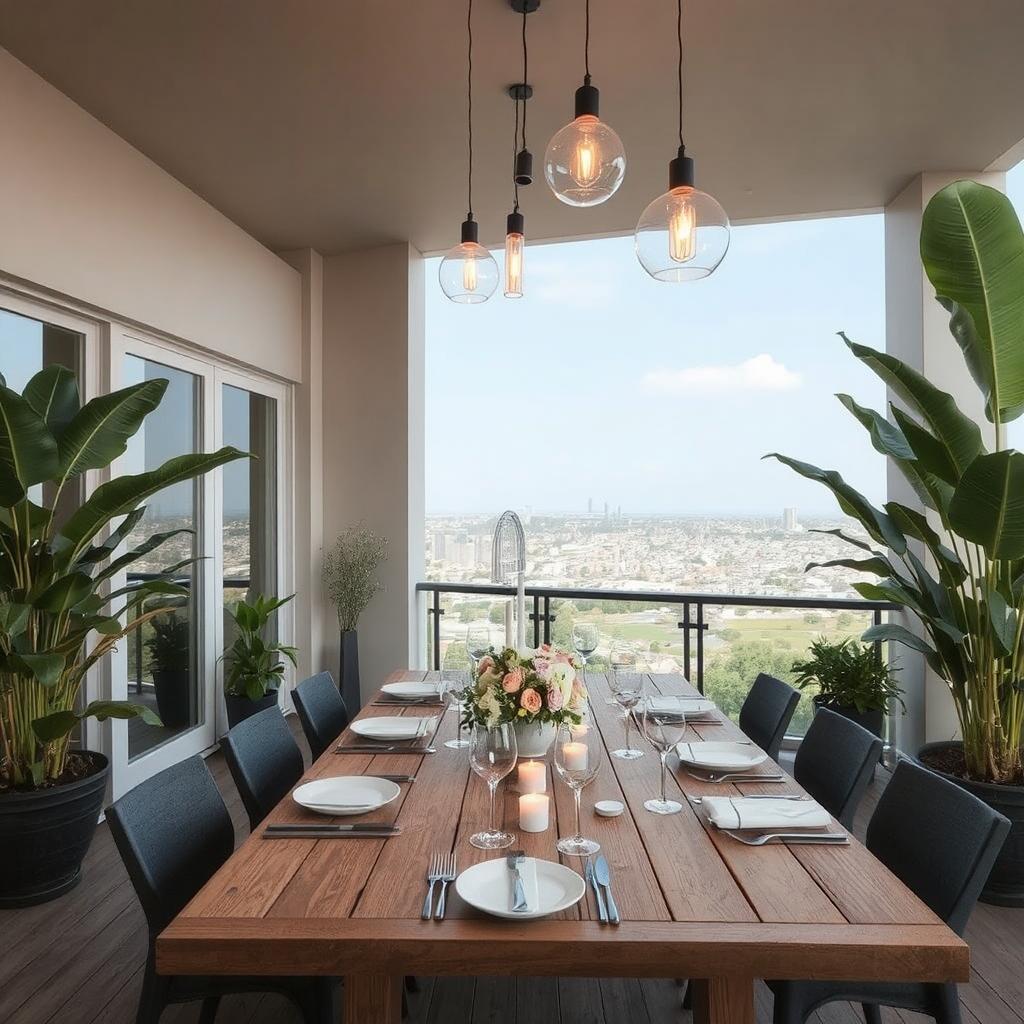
768;180;1024;785
0;368;247;788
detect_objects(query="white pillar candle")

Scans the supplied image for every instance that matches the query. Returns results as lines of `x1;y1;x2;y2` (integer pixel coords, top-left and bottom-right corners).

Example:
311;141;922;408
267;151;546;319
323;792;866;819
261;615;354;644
562;741;588;772
519;793;550;833
518;760;547;794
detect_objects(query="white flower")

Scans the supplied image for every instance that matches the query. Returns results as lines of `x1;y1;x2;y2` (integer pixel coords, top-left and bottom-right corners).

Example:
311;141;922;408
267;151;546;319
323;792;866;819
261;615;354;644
547;662;576;706
478;688;502;728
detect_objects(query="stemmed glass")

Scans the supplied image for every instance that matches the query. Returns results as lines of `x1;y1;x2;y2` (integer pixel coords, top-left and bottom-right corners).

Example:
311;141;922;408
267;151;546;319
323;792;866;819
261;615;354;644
553;720;603;857
440;675;471;750
571;621;600;671
469;722;518;849
466;625;491;668
609;641;645;760
636;702;687;814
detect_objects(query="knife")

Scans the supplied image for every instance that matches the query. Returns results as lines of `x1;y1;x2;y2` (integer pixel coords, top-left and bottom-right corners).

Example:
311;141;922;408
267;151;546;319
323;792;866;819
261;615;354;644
506;850;529;913
262;828;400;839
266;822;399;833
335;744;436;753
584;858;608;923
594;855;620;925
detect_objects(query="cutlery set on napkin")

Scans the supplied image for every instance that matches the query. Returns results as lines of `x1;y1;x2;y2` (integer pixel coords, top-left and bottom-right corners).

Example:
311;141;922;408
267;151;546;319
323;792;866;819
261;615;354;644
700;795;848;845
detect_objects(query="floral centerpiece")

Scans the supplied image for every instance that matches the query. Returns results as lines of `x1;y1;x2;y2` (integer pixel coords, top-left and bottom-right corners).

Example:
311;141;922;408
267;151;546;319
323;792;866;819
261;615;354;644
462;645;588;755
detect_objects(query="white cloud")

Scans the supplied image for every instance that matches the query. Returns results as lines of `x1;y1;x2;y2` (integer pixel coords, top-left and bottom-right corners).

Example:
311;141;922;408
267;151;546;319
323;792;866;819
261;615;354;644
641;354;802;396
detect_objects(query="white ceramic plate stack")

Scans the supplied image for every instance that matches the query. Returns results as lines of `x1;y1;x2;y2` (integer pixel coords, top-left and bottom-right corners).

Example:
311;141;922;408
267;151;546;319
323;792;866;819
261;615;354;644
380;681;442;701
675;740;769;771
455;857;586;920
349;716;438;741
646;695;717;720
292;776;401;816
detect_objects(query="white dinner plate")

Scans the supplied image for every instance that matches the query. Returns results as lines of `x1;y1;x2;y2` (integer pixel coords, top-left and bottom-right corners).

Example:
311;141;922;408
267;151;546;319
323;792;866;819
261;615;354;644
455;857;586;921
646;696;717;719
380;681;442;700
349;716;437;741
675;740;769;771
292;776;401;816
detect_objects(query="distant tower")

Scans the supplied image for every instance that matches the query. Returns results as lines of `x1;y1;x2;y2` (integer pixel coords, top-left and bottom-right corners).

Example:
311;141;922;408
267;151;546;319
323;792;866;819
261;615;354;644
604;501;609;520
783;507;798;531
587;497;593;514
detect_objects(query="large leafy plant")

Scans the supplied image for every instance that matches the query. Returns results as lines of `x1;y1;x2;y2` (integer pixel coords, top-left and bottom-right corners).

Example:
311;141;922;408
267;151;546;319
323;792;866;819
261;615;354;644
223;593;297;699
768;180;1024;784
792;637;904;716
0;368;245;788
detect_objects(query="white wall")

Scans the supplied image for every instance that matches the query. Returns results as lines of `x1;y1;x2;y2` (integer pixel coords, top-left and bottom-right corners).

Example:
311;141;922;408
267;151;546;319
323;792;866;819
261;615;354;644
0;48;302;381
321;243;426;698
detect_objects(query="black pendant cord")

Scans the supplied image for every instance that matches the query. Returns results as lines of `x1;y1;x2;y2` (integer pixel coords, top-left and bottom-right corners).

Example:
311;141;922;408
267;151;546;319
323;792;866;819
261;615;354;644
677;0;685;149
521;4;529;148
466;0;474;221
583;0;591;85
512;96;521;212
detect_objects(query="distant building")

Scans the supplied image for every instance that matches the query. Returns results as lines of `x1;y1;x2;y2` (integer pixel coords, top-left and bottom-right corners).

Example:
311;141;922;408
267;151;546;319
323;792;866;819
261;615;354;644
783;507;798;532
587;497;593;513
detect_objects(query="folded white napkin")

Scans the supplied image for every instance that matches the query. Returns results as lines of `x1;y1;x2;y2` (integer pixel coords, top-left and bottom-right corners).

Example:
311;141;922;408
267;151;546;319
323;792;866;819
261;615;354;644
647;695;715;714
509;857;539;913
702;796;831;831
370;716;436;739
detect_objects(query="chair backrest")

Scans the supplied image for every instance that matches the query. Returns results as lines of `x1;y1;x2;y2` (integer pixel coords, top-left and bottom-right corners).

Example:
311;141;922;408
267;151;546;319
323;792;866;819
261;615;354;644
794;708;883;829
738;672;800;761
293;671;350;761
106;756;234;937
867;759;1010;934
221;705;305;831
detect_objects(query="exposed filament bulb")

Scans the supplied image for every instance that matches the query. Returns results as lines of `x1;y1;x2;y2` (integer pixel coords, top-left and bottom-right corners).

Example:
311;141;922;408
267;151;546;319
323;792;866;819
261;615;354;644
669;187;697;263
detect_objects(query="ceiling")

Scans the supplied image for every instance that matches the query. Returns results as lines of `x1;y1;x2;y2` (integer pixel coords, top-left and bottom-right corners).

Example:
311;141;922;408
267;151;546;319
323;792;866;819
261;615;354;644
2;1;1024;256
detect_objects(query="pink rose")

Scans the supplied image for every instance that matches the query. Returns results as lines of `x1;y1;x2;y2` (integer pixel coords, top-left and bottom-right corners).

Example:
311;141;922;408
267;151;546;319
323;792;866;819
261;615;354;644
520;688;542;714
533;658;552;679
502;667;525;693
546;684;564;712
477;655;494;675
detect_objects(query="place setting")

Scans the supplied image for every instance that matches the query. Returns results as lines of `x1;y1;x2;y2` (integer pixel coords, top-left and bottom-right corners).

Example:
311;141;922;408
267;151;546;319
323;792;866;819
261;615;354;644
262;775;405;840
697;793;849;847
371;678;447;707
334;712;444;753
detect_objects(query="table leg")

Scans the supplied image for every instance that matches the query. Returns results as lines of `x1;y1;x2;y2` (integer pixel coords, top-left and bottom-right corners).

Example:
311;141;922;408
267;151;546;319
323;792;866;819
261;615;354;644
691;977;755;1024
343;973;403;1023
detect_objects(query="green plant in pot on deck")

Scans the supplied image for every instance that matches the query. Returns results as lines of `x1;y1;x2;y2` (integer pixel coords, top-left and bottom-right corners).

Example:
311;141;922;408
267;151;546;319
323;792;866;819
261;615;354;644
143;606;192;730
792;636;904;740
222;593;297;727
767;180;1024;904
0;367;246;906
323;525;387;712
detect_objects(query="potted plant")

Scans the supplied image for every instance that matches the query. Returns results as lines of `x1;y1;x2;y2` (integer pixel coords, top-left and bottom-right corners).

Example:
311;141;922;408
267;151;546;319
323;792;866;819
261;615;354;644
792;636;904;739
222;593;297;727
143;608;192;729
461;645;588;756
322;525;387;712
0;367;245;906
768;179;1024;904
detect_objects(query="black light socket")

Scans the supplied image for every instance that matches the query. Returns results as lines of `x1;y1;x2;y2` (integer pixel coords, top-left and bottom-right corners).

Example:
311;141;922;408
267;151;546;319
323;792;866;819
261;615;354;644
506;210;525;236
514;148;534;186
460;217;479;244
574;81;600;119
669;146;695;189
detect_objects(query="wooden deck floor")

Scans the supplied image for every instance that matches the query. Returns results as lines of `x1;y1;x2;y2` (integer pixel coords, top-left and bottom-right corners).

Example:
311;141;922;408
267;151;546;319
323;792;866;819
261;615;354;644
2;720;1021;1024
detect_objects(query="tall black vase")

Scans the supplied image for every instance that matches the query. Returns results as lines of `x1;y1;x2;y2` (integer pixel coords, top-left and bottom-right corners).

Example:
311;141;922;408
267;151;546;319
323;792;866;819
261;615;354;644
339;629;362;713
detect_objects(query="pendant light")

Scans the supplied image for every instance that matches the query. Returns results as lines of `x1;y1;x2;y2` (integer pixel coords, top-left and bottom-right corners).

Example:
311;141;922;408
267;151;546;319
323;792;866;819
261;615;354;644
440;0;498;303
635;0;729;281
544;0;626;207
505;7;532;298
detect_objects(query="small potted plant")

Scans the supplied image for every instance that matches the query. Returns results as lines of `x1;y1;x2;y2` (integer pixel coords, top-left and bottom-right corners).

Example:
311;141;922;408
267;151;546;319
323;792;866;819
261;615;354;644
222;594;298;727
791;637;904;740
323;526;387;712
143;609;192;729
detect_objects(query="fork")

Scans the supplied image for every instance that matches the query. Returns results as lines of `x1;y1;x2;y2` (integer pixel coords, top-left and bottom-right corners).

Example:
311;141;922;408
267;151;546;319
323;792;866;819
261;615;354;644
434;852;457;920
685;769;786;783
721;829;849;846
688;794;809;805
422;852;444;920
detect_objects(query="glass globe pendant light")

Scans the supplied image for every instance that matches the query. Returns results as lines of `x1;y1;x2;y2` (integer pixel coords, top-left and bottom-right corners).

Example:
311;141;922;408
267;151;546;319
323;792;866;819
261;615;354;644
635;0;729;281
440;0;498;303
544;0;625;207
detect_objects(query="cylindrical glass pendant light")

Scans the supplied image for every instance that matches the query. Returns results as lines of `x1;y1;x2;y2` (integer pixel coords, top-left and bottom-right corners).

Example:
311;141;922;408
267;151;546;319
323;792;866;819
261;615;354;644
440;0;498;303
635;0;729;281
544;0;625;207
505;210;525;298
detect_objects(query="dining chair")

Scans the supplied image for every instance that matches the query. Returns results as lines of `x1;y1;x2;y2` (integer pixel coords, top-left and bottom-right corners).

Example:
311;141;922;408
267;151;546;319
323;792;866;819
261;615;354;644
793;707;883;830
220;705;305;831
106;756;337;1024
293;670;351;761
770;759;1010;1024
738;672;800;760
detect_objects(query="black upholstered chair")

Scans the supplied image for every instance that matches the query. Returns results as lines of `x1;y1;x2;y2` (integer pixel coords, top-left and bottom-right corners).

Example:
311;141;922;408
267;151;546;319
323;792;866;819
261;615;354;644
293;671;350;761
106;756;337;1024
738;672;800;761
220;706;305;831
770;759;1010;1024
793;708;883;830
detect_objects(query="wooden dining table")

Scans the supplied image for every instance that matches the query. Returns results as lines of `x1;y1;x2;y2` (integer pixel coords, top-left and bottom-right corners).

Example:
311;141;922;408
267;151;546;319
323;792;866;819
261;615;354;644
157;670;968;1024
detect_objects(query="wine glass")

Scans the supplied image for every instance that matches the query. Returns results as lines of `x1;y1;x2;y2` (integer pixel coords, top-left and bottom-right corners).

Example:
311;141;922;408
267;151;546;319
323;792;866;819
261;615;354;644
609;641;645;760
552;719;603;857
466;625;491;668
469;722;518;849
571;621;600;670
636;702;687;814
440;675;471;750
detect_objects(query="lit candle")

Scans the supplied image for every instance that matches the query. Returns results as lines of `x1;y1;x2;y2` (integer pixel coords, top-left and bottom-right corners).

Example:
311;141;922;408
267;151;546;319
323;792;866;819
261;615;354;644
562;741;588;772
518;760;546;794
519;793;550;833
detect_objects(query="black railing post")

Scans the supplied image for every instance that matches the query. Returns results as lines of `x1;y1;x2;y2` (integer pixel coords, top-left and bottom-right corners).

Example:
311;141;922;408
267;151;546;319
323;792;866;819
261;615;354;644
135;622;143;695
679;602;691;682
428;589;443;671
543;596;553;646
531;594;541;648
872;607;883;662
696;601;706;694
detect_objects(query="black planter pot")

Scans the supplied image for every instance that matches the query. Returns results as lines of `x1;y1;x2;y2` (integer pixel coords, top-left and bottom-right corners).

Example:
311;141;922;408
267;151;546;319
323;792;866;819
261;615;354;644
339;629;362;713
812;694;884;739
153;668;191;729
918;740;1024;907
0;751;109;907
225;691;279;729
